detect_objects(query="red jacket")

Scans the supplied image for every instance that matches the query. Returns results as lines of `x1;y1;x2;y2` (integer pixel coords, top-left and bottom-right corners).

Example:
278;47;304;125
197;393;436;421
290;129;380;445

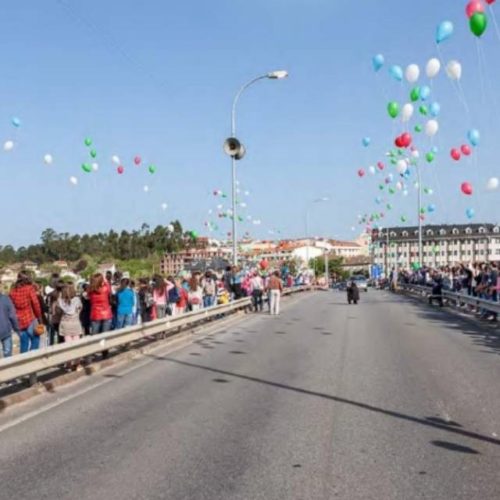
10;285;42;330
88;282;113;321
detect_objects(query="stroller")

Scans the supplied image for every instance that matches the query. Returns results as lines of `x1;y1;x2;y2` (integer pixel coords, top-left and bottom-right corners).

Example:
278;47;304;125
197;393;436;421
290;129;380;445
347;281;360;305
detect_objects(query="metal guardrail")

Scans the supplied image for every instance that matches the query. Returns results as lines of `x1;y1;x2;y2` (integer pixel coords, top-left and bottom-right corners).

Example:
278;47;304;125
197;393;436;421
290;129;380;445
399;283;500;315
0;286;312;385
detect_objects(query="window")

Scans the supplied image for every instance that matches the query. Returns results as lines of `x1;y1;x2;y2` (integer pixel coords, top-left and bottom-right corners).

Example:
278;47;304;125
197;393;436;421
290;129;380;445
402;231;408;237
465;227;472;235
452;228;459;235
426;229;434;236
493;227;500;234
479;227;486;234
440;229;446;236
390;231;396;237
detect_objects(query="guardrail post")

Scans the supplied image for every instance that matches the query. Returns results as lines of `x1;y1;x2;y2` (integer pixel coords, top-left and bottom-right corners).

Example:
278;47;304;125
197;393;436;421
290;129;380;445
28;372;38;387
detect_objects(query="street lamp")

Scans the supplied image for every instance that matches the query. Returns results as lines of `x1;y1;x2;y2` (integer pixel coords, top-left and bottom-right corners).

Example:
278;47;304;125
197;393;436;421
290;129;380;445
225;70;289;265
305;197;330;270
415;163;423;267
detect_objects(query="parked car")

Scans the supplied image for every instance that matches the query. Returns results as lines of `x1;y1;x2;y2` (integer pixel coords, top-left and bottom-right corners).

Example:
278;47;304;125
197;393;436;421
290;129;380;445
351;275;368;292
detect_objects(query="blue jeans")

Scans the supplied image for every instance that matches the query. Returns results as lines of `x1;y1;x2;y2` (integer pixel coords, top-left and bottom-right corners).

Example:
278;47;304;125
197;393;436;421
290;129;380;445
116;314;133;329
203;295;215;308
20;320;39;353
91;320;112;335
1;336;12;357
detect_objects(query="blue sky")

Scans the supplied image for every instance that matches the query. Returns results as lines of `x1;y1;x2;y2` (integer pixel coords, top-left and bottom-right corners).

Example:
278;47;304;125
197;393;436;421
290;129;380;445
0;0;499;247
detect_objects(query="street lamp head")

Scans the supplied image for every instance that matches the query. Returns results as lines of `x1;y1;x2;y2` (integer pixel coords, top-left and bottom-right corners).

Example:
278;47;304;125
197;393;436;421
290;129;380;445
268;70;289;80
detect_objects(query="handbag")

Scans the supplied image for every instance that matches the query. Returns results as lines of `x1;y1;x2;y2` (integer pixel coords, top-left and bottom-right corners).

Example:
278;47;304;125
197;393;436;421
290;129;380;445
34;323;46;336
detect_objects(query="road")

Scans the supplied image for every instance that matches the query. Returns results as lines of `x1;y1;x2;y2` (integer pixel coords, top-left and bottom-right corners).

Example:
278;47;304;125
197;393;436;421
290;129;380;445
0;290;499;500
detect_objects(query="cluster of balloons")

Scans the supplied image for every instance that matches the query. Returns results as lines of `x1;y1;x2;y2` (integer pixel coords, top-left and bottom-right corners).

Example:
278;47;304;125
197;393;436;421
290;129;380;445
465;1;493;38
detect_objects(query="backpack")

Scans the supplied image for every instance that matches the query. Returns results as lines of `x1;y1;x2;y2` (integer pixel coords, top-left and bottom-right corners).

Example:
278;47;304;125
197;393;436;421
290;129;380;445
168;286;180;304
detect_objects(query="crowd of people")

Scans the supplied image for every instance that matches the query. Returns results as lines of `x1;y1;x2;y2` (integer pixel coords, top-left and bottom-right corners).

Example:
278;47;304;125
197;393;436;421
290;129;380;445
0;264;304;360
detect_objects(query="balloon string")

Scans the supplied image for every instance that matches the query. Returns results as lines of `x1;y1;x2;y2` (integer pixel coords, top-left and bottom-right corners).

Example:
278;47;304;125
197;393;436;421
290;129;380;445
475;39;487;112
489;6;500;44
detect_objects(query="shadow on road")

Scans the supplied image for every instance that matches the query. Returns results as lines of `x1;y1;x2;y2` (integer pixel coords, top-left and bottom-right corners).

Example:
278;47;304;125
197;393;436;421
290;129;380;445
431;440;480;454
145;354;500;449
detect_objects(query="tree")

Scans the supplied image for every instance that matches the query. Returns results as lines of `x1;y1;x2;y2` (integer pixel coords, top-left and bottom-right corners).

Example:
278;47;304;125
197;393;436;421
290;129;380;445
309;255;349;280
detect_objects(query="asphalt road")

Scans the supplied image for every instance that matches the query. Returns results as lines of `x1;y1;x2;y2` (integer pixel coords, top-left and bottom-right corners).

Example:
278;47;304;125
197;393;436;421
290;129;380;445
0;290;500;500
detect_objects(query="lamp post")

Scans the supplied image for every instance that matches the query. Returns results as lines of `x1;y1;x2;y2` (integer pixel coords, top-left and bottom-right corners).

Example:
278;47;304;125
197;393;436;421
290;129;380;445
416;163;423;267
305;197;330;270
227;70;288;266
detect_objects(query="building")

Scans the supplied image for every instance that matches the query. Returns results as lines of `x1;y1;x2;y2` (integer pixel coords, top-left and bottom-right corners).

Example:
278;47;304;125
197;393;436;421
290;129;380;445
372;223;500;270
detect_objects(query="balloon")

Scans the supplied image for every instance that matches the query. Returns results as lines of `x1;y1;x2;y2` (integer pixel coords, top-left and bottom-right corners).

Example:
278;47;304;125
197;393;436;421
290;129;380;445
461;144;472;156
427;204;436;213
396;159;408;174
387;101;399;118
426;152;435;163
387;203;393;210
148;164;156;174
429;102;441;117
375;196;382;204
420;86;431;101
69;176;78;185
3;140;14;151
377;161;385;170
470;12;488;37
461;182;473;195
436;21;454;44
362;137;371;147
43;154;53;165
426;58;441;78
134;156;141;165
84;138;92;147
389;65;403;82
486;0;496;4
468;129;480;146
388;187;396;195
191;231;199;239
403;190;409;196
487;177;499;190
420;207;426;214
368;165;376;175
143;185;149;192
167;224;174;232
90;149;97;159
400;132;412;148
357;169;365;178
81;163;92;173
466;208;475;219
401;103;414;122
411;150;420;159
466;0;484;17
117;166;124;174
92;162;99;171
401;215;407;223
431;146;439;154
379;184;385;190
112;155;121;165
11;117;21;128
410;87;420;102
419;105;428;116
446;60;462;81
405;64;420;83
372;54;385;72
425;119;439;136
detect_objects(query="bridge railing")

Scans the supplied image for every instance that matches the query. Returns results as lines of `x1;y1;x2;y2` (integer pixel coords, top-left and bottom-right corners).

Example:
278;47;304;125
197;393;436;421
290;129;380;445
0;286;312;385
399;283;500;316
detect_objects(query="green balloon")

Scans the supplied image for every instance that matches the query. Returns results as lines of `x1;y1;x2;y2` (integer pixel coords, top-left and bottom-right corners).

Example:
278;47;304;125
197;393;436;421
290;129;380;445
387;101;399;119
401;216;407;223
190;230;198;239
415;124;423;133
84;138;92;147
390;158;397;165
379;184;385;190
419;105;428;116
90;149;97;159
81;163;92;173
420;207;426;214
410;87;420;102
386;203;393;210
148;165;156;174
426;152;435;163
389;187;396;195
424;187;430;194
470;12;488;38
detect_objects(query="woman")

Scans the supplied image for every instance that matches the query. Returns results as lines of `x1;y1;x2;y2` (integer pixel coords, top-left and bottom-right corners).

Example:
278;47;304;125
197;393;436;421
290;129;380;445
152;275;168;319
201;272;217;308
10;272;43;353
57;283;83;343
175;279;189;315
88;273;113;334
188;275;203;312
138;278;154;324
116;278;134;328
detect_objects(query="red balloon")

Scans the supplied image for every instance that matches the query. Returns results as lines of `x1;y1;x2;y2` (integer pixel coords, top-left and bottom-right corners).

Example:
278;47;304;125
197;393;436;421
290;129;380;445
377;161;385;170
450;148;461;161
461;144;472;156
401;132;412;148
358;169;365;177
486;0;496;4
117;165;124;174
466;0;484;17
461;182;473;195
134;156;142;165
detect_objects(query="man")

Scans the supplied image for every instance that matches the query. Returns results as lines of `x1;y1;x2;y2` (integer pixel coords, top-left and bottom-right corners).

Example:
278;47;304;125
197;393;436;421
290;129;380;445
267;271;283;315
201;271;217;308
250;272;264;312
0;291;19;357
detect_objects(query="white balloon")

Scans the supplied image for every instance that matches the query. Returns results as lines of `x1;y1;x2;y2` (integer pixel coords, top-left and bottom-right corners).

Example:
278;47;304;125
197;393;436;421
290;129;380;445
396;181;403;190
43;154;53;165
91;162;99;171
3;140;14;152
411;150;420;159
368;165;376;175
487;177;499;191
240;202;247;208
143;185;149;192
403;189;409;197
405;64;420;83
446;60;462;81
69;176;78;185
426;58;441;79
425;119;439;137
161;202;168;210
167;224;174;232
111;155;121;165
396;160;408;174
401;103;414;123
244;190;250;196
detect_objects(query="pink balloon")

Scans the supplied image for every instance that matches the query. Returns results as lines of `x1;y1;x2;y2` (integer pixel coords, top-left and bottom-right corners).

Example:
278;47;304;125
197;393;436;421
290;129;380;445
461;144;472;156
466;0;484;17
117;166;124;174
486;0;496;4
461;182;473;195
358;169;365;178
377;161;385;170
134;156;142;165
451;148;461;161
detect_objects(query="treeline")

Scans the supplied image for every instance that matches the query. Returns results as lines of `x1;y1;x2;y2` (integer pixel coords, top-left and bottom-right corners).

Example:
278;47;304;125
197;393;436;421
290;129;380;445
0;221;190;266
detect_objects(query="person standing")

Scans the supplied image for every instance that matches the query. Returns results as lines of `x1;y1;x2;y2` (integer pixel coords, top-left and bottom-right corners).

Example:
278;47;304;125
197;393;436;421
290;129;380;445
116;278;135;328
10;272;43;353
57;283;83;343
138;278;154;324
188;274;203;312
152;275;168;319
231;266;243;299
88;273;113;334
201;272;217;308
250;272;264;312
267;271;283;315
79;283;91;336
0;291;19;358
